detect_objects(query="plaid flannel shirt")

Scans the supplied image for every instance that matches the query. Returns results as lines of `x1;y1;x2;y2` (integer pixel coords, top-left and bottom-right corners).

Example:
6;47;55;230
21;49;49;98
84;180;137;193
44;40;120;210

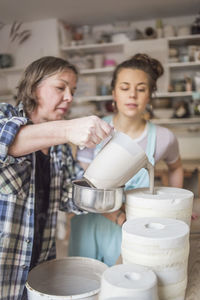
0;102;83;300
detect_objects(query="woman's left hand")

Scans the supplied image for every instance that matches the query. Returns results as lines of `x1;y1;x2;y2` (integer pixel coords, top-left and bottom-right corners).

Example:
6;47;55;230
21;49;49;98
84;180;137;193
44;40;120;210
102;208;126;227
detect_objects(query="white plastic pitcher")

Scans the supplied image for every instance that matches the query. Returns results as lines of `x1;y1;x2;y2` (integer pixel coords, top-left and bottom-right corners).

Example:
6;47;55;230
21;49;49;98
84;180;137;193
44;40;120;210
84;131;153;190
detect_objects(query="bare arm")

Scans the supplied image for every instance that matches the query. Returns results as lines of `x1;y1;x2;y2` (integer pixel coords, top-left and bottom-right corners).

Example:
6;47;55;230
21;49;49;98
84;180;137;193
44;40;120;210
8;116;112;157
9;121;66;156
167;157;183;188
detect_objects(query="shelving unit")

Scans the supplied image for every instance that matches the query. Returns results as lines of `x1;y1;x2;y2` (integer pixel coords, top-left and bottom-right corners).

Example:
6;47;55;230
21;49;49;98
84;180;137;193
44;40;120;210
1;33;199;124
60;34;200;123
167;34;200;80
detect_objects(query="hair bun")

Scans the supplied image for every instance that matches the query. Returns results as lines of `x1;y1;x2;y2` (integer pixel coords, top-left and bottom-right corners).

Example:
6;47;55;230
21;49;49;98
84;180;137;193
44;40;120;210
132;53;164;80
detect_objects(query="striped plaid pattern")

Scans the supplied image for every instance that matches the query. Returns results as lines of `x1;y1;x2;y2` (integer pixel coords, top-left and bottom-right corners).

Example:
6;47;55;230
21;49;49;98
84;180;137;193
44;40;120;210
0;102;83;299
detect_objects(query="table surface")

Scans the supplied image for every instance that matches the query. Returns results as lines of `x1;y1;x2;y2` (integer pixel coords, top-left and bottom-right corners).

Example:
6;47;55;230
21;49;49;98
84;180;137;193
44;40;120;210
185;233;200;299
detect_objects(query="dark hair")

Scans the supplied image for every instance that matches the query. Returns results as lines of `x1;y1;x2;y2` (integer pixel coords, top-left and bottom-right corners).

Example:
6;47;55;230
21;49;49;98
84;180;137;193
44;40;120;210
111;53;164;95
16;56;78;115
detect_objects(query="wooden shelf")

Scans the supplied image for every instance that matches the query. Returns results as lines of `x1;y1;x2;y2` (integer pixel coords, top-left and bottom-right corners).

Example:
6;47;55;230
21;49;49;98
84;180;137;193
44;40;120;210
60;42;124;54
0;93;14;101
74;95;112;103
80;66;115;75
152;117;200;125
155;91;193;98
75;91;195;103
0;66;24;74
168;61;200;68
167;34;200;46
61;35;200;54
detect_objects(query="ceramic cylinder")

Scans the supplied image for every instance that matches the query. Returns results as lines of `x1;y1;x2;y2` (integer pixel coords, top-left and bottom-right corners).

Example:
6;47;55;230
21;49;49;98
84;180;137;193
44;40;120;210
99;263;159;300
125;187;194;226
121;217;190;300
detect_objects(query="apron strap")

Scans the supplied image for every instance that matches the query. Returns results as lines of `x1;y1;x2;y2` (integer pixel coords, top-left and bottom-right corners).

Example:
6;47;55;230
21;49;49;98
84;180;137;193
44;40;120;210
146;121;156;166
125;121;157;190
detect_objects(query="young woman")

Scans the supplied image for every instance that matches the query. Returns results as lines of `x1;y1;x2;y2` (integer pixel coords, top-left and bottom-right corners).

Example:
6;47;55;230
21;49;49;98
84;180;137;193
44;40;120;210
0;56;112;300
69;53;183;266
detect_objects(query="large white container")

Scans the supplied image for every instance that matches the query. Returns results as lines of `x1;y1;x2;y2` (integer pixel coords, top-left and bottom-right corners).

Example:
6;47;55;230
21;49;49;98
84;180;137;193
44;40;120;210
99;264;158;300
125;187;194;226
121;217;190;300
84;131;151;189
26;257;108;300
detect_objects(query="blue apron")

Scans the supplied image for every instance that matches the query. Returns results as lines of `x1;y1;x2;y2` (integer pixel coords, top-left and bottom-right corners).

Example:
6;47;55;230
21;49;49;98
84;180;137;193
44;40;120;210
69;119;156;266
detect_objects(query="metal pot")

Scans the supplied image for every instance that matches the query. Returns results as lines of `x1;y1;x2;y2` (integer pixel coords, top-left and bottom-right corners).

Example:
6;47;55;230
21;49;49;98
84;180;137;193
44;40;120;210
72;179;124;213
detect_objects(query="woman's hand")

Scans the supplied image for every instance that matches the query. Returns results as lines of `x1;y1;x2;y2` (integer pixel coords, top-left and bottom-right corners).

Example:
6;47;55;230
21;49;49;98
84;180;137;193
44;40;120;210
102;208;126;227
65;116;113;148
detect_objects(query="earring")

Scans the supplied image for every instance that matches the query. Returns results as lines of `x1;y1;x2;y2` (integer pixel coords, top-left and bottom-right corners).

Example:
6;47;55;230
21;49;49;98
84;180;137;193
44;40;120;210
111;101;117;112
142;103;153;120
146;103;153;112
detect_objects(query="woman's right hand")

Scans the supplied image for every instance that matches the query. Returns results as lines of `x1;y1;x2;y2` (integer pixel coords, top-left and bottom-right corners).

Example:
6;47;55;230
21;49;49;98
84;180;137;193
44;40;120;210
65;115;113;148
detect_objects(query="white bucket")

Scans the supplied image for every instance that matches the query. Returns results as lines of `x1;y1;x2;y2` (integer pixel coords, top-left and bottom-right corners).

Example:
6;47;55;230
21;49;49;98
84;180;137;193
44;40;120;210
121;218;189;300
26;257;108;300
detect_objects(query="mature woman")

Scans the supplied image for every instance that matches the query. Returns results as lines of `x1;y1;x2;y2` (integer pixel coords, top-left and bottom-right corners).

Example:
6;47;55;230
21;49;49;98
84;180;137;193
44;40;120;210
69;53;183;266
0;56;112;300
